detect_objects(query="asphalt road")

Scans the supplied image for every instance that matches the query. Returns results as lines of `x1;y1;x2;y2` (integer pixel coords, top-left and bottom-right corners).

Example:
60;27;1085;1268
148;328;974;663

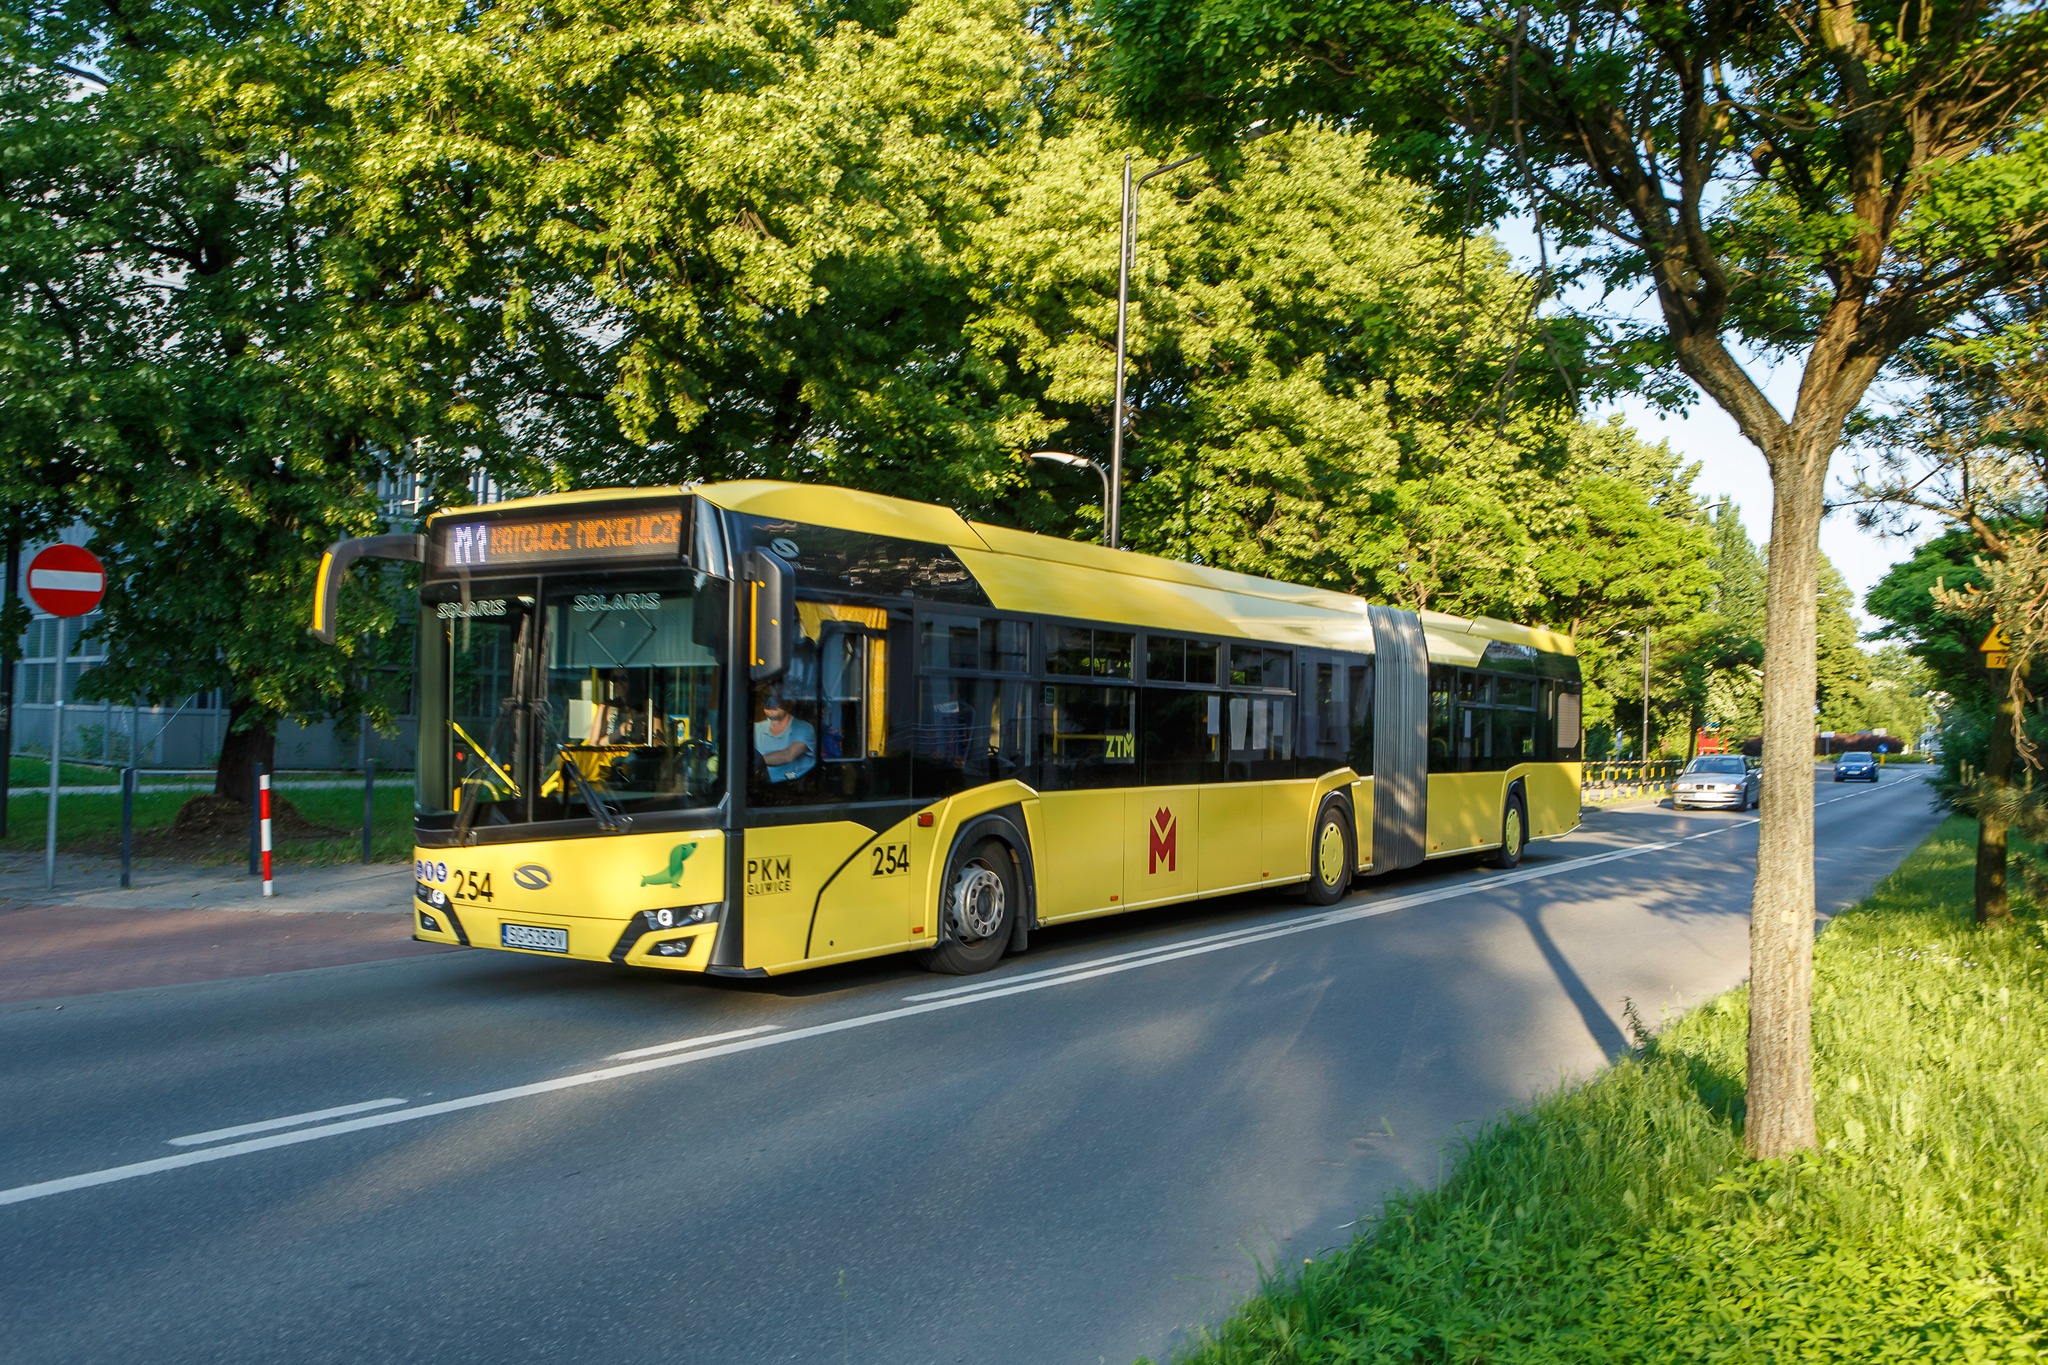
0;769;1941;1364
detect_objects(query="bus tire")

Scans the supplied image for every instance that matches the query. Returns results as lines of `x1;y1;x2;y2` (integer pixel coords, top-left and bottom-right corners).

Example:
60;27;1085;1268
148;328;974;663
1493;793;1527;869
916;837;1015;976
1305;799;1353;906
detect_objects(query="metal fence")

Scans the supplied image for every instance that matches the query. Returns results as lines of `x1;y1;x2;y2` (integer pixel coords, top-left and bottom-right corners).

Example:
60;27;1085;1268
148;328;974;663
1580;759;1685;802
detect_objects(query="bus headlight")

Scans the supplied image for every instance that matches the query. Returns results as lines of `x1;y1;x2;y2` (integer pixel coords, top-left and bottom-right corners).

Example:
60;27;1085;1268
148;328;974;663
640;904;719;932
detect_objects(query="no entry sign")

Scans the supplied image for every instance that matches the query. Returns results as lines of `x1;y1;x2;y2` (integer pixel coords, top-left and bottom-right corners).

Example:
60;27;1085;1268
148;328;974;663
25;543;106;618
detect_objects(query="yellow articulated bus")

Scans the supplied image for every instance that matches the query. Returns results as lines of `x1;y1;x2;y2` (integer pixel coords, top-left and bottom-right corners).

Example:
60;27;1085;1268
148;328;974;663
312;481;1583;977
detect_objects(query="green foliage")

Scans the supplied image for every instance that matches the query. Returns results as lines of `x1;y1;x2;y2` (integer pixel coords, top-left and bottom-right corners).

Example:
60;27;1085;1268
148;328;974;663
319;0;1048;504
2;0;1768;780
1869;533;1993;683
1816;560;1873;732
967;115;1619;616
1153;819;2048;1364
1;2;420;780
1863;644;1941;747
1100;0;2048;384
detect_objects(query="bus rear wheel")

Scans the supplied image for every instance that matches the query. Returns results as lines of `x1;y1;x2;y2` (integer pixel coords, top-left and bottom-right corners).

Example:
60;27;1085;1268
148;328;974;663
1493;794;1527;869
916;837;1015;976
1305;800;1353;906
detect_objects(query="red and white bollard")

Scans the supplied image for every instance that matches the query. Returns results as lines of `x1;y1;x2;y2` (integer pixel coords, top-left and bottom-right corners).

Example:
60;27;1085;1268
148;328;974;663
259;770;274;898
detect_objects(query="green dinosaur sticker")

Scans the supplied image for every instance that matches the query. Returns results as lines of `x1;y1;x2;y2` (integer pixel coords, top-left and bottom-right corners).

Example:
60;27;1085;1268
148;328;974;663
640;841;698;888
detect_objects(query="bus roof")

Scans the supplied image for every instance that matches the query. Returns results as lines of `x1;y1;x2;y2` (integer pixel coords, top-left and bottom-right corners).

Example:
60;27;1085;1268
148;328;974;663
428;480;1573;658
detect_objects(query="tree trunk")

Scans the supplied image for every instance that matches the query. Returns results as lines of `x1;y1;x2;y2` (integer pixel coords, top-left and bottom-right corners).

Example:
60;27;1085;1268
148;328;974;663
215;697;278;802
1746;438;1828;1160
1975;679;2016;925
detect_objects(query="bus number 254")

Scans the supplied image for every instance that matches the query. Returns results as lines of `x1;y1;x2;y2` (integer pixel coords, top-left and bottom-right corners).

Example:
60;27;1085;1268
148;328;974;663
871;843;910;877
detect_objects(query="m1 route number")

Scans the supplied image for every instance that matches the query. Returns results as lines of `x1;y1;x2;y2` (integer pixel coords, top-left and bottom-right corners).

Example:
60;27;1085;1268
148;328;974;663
870;842;910;877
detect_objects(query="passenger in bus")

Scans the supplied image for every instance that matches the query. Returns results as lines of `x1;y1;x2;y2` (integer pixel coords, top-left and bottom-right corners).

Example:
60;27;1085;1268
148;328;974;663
755;688;816;782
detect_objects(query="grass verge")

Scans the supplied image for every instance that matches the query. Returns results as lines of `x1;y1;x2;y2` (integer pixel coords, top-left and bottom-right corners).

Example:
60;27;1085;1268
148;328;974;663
6;756;134;787
3;783;416;865
1154;816;2048;1364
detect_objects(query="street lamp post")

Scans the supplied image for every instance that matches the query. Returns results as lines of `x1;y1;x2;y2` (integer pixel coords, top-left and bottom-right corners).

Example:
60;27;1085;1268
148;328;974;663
1641;627;1651;764
1028;451;1112;545
1110;122;1270;549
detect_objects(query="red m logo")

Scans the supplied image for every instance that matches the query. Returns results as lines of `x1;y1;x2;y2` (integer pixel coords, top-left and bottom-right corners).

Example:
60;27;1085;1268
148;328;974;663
1148;807;1178;874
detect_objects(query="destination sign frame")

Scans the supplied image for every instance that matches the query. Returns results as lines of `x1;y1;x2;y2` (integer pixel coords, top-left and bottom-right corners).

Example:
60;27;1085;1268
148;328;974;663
427;503;688;574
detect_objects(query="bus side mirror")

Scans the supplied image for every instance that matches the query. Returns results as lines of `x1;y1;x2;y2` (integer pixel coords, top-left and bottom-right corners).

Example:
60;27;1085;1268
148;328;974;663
311;534;424;645
745;549;795;682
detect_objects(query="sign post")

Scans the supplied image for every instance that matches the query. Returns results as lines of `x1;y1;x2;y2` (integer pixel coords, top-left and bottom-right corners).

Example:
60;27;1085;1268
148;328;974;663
1;536;16;839
27;544;106;890
1980;625;2012;672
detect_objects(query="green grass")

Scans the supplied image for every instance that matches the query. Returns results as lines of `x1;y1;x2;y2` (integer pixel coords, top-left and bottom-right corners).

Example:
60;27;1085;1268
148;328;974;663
6;755;133;787
1154;817;2048;1364
2;782;417;865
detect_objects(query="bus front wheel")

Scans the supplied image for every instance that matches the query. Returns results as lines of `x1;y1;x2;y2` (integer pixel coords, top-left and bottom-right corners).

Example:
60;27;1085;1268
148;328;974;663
917;837;1016;976
1305;800;1353;906
1493;794;1527;869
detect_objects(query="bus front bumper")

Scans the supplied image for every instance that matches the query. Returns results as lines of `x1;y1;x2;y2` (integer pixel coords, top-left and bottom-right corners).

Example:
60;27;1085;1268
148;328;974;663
410;831;728;972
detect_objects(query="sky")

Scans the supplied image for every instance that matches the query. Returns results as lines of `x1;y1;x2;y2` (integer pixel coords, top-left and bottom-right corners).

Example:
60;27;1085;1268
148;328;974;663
1494;221;1928;632
1596;386;1923;631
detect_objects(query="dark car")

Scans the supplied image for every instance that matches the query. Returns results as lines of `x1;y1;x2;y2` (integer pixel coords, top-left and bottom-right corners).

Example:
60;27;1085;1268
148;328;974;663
1673;754;1760;810
1835;751;1879;782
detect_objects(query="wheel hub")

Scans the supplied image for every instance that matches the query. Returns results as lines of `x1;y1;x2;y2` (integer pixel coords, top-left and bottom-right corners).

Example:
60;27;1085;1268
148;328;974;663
1318;822;1347;884
950;861;1005;941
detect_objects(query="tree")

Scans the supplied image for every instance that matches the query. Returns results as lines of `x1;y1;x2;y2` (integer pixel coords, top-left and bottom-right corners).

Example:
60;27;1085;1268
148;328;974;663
1816;561;1873;733
320;0;1054;507
1103;0;2048;1157
1528;419;1717;751
965;113;1601;609
2;3;429;799
1863;643;1940;747
1857;309;2048;922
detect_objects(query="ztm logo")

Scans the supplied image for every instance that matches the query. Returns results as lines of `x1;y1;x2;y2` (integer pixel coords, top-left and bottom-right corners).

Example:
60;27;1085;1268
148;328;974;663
512;864;552;891
1148;807;1178;874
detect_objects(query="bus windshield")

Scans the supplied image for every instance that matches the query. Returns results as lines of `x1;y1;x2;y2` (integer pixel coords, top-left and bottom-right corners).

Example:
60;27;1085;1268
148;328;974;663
421;572;728;831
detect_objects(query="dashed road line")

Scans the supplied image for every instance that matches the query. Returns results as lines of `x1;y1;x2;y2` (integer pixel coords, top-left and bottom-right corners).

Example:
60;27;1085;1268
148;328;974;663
3;774;1925;1211
167;1098;408;1148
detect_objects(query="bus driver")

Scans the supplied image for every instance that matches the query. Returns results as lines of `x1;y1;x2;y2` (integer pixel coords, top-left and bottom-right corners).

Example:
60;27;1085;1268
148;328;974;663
754;689;816;783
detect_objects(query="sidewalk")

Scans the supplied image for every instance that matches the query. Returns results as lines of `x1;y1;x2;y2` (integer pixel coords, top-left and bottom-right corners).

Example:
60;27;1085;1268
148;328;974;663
0;849;453;1007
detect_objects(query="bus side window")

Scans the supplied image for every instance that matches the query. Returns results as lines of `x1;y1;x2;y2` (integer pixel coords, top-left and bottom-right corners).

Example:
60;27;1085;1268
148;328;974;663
1039;682;1138;790
1348;659;1375;776
756;602;910;803
1427;667;1454;770
1299;657;1346;771
817;626;866;761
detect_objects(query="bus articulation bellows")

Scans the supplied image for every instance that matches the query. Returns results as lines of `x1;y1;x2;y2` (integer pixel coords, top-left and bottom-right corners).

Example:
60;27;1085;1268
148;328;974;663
312;481;1583;977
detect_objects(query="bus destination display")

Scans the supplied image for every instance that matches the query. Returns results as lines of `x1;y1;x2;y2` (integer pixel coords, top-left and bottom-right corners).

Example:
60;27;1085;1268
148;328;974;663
431;507;685;572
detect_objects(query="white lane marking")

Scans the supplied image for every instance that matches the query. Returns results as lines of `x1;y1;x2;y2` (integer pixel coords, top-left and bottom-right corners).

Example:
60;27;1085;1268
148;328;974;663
1;784;1925;1210
606;1024;781;1062
913;773;1921;1007
166;1098;407;1148
908;829;1726;1005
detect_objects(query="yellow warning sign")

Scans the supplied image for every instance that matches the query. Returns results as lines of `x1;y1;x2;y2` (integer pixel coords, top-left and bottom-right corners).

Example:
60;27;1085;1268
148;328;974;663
1980;626;2012;653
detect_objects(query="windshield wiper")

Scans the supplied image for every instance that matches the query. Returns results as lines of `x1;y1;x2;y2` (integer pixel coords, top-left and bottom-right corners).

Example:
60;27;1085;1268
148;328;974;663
557;745;628;833
454;702;525;844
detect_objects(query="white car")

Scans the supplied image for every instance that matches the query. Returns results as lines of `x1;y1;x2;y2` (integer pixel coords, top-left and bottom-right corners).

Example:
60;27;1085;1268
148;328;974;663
1672;754;1759;810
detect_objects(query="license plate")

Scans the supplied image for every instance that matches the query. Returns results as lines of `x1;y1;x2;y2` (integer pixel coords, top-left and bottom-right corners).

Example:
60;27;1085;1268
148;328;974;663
501;923;569;954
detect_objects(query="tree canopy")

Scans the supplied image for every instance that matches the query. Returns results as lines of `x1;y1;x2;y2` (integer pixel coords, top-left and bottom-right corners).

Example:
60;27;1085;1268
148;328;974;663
1100;0;2048;1158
